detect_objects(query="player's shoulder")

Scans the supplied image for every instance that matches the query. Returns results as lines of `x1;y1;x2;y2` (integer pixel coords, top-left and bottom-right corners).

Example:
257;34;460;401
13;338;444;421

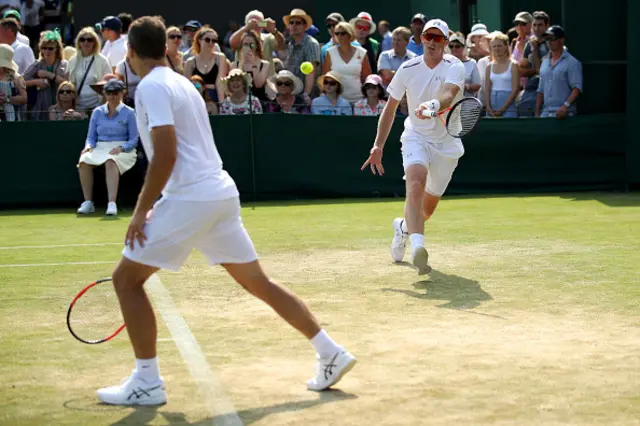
400;55;423;70
442;54;463;66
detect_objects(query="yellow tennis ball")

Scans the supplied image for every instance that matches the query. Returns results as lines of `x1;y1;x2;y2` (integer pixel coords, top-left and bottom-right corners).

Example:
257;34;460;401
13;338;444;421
300;61;313;75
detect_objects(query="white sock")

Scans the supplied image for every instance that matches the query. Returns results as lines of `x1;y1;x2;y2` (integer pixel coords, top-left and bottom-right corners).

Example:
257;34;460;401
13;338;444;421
409;233;424;249
310;329;342;358
135;357;160;383
401;219;408;234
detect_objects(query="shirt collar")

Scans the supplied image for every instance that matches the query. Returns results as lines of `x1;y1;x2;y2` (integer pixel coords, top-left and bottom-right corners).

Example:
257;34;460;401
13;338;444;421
100;102;126;114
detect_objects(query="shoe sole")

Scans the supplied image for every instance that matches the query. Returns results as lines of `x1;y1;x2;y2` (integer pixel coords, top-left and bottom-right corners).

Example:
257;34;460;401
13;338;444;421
412;247;432;275
98;395;167;406
309;357;357;392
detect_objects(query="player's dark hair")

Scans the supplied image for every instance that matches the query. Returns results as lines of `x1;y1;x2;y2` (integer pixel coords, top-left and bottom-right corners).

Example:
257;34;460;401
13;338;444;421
128;16;167;60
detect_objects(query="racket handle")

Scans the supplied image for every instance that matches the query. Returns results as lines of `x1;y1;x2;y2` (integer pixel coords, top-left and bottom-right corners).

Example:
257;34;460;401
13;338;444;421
415;102;439;118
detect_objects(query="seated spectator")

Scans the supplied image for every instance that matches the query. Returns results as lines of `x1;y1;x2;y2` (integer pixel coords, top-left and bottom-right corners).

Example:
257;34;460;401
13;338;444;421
190;75;218;115
378;26;416;86
311;71;351;115
378;20;392;52
230;10;284;75
484;32;519;118
321;13;360;67
265;70;307;114
23;30;68;120
100;16;127;71
536;26;582;119
231;30;271;102
466;23;490;61
349;12;378;73
68;27;112;112
184;26;228;103
354;74;386;116
48;81;86;120
0;43;27;121
448;32;481;98
322;22;371;104
517;11;550;116
76;79;138;216
408;14;426;55
219;69;262;115
115;56;140;108
283;9;319;101
165;26;184;74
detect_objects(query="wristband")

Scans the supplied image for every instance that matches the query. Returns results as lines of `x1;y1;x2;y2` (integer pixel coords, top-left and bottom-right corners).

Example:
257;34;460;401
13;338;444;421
426;99;440;111
563;101;571;108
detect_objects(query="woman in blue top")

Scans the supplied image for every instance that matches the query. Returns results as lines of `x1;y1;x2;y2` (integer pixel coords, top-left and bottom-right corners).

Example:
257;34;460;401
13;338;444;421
76;79;139;216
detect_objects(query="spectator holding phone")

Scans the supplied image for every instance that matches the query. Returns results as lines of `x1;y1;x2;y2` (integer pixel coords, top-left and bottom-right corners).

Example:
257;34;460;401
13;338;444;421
230;30;270;102
229;9;284;75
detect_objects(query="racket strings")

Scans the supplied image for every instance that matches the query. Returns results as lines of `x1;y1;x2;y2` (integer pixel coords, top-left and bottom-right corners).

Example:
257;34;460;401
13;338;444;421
447;98;483;138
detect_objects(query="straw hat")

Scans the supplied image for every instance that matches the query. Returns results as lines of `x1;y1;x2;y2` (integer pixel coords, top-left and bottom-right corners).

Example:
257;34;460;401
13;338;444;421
63;46;77;61
316;71;343;92
221;68;253;94
349;12;376;35
268;70;304;95
0;44;19;73
90;73;118;94
283;9;312;28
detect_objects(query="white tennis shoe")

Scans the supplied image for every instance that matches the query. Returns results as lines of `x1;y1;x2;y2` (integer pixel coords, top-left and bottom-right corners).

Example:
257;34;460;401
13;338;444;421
97;371;166;406
307;349;357;391
391;218;408;262
77;201;95;214
106;202;118;216
412;246;432;275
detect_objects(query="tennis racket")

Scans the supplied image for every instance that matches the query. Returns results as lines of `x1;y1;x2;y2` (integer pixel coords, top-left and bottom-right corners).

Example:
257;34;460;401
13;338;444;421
66;278;126;345
417;97;483;138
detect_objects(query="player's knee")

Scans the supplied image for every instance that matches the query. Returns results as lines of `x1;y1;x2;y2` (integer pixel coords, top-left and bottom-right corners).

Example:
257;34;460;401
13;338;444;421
407;179;426;200
111;263;144;293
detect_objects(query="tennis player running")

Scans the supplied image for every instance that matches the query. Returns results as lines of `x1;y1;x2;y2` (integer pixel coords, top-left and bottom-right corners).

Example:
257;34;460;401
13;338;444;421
362;19;465;275
96;16;356;405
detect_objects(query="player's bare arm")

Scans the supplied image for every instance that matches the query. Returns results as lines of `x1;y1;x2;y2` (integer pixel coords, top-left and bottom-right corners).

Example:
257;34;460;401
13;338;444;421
361;96;400;175
416;83;461;120
126;125;177;249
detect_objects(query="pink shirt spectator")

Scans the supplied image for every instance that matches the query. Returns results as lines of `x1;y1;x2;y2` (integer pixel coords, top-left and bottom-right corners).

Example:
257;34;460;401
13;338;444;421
353;99;386;116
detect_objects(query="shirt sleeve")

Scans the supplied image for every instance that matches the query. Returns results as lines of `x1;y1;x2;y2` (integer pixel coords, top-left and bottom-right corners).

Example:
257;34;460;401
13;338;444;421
445;61;465;90
138;81;175;130
567;58;583;92
23;60;38;80
523;42;532;60
340;99;353;115
115;60;125;76
537;60;547;93
386;63;407;101
310;98;320;115
307;39;321;64
85;108;99;148
122;108;139;152
470;63;481;85
378;52;391;71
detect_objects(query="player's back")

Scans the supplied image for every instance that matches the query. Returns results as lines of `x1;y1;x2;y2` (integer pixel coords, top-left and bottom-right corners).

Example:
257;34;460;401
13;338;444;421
135;67;238;201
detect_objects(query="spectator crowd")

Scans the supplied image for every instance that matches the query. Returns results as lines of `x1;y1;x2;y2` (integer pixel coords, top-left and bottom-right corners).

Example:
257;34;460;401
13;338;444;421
0;7;583;122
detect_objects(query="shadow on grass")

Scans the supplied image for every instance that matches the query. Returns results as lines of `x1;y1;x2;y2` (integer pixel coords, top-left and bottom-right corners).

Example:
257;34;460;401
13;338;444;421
381;268;504;319
65;390;357;425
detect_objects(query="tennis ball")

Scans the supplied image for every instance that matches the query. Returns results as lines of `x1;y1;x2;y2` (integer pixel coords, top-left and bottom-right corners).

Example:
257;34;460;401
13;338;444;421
300;61;313;75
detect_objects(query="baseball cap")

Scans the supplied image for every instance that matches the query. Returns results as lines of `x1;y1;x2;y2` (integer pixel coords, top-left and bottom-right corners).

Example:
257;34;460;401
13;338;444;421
3;9;21;21
422;19;449;38
513;11;533;24
544;25;565;39
449;34;465;44
101;16;122;31
469;23;489;37
306;24;319;37
412;13;427;23
325;12;345;23
183;20;202;30
104;79;126;92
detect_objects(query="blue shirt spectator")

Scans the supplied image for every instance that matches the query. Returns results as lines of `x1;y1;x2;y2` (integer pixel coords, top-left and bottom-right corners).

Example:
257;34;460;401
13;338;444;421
537;48;582;116
86;103;139;151
380;32;392;52
378;49;417;74
311;95;352;115
407;37;423;55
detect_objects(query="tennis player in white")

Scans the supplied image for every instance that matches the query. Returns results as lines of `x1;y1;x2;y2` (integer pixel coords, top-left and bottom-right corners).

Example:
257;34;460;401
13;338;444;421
362;19;465;275
96;16;356;406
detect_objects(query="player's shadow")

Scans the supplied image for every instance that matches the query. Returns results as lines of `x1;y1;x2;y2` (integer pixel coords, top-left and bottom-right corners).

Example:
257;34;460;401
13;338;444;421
382;268;496;313
105;389;357;425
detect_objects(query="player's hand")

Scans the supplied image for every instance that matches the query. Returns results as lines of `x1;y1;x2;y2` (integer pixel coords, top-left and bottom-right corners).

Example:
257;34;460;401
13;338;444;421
415;99;439;120
125;211;147;250
361;146;384;175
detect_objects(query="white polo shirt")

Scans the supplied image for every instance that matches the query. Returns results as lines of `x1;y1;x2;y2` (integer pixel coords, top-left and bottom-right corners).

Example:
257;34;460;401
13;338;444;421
387;54;465;141
10;39;35;74
101;36;127;68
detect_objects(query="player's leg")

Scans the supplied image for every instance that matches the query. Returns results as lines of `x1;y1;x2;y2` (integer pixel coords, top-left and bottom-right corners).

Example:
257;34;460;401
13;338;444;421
422;193;441;222
77;162;95;214
104;160;119;215
404;164;431;274
197;198;356;391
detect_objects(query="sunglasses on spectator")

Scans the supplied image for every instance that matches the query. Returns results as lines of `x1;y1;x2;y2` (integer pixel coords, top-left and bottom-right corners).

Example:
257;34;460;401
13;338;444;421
323;79;337;86
364;84;378;90
334;31;347;36
200;37;218;44
422;33;446;43
105;90;121;95
326;22;336;28
448;43;463;49
276;80;293;87
79;37;95;43
516;21;528;27
289;20;305;26
168;34;182;40
41;46;56;51
59;90;74;95
355;24;370;31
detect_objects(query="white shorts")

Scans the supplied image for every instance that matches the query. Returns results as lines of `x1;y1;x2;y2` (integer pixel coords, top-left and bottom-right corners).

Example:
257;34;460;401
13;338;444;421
123;197;258;271
400;129;464;197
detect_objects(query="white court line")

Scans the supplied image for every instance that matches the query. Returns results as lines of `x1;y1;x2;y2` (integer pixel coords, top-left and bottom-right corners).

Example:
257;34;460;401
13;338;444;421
0;242;122;250
147;275;243;426
0;261;115;268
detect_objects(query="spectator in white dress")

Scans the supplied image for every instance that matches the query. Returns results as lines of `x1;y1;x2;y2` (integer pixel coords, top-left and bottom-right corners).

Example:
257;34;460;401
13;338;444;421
321;22;371;104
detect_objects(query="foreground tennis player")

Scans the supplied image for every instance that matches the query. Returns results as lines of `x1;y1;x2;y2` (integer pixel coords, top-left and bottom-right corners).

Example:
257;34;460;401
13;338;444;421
97;16;356;405
361;19;465;275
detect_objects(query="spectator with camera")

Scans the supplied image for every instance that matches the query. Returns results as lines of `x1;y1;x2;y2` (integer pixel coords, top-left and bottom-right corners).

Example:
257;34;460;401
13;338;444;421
230;30;271;103
536;26;582;119
230;10;284;75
